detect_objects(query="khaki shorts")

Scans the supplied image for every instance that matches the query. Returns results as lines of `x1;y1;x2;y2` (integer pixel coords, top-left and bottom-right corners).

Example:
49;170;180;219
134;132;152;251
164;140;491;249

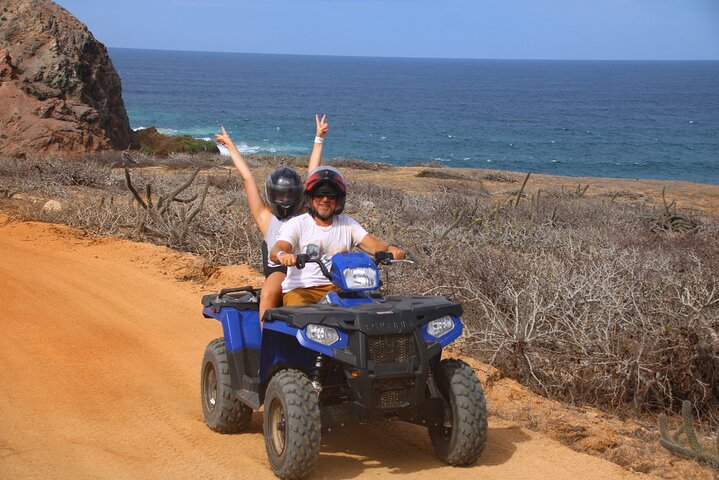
283;284;338;306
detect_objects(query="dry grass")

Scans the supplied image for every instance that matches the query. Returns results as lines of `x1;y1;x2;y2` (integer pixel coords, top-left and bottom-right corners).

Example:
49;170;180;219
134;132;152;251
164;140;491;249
1;153;717;427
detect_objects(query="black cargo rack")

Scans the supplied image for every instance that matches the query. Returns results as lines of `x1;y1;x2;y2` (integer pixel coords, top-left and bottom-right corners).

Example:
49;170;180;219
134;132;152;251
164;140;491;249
201;286;260;311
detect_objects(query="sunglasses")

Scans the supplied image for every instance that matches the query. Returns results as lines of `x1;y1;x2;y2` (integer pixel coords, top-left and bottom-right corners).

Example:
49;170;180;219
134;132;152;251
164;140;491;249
312;192;337;200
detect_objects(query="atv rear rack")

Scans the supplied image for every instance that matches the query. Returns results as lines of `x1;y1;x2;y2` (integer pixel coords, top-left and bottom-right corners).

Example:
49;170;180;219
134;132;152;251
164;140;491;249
202;286;260;312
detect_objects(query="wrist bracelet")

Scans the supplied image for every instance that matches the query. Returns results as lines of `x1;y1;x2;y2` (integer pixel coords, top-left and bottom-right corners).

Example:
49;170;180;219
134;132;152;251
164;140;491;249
314;136;324;144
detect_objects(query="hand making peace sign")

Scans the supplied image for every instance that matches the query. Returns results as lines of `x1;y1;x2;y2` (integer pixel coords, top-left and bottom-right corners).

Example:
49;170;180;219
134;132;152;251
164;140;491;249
315;114;329;139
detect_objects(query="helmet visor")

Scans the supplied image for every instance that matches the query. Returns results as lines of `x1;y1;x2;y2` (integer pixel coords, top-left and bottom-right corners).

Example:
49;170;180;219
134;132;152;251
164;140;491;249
267;183;303;207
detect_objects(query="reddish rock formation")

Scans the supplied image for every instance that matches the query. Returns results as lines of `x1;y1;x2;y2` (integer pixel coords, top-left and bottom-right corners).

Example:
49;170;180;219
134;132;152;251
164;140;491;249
0;0;134;157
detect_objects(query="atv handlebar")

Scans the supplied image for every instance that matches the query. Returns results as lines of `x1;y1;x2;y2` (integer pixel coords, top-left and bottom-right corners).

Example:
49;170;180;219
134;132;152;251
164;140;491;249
295;254;332;279
374;251;394;264
294;251;413;280
375;251;414;265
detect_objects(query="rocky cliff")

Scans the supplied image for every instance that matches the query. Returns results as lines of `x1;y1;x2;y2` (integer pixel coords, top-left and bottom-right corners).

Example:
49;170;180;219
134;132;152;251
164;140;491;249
0;0;134;157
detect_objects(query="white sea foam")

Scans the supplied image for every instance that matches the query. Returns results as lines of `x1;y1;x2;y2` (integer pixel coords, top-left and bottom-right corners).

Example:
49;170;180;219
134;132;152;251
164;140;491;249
236;142;263;154
217;144;230;156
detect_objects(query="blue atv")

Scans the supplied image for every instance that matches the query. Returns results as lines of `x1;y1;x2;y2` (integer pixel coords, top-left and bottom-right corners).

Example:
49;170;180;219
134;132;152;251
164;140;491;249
200;251;487;479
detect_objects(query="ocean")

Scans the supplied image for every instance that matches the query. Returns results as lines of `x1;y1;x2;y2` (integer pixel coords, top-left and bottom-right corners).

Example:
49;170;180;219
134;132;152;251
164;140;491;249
109;48;719;185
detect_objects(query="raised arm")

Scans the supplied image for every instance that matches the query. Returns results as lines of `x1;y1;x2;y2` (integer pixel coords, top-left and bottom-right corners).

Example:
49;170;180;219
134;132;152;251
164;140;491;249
215;126;272;235
308;114;328;172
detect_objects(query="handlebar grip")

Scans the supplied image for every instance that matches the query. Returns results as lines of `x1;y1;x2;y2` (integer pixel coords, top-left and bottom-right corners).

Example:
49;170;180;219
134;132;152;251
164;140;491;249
375;251;394;264
296;254;309;269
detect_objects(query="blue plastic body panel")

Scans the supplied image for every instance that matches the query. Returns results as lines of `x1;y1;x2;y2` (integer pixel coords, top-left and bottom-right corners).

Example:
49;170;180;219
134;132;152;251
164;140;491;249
420;315;463;347
202;306;261;352
329;252;380;292
262;320;349;357
260;320;349;380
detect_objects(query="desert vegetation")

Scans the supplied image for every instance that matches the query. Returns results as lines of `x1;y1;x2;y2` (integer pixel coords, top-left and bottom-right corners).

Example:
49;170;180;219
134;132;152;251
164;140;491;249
1;152;717;434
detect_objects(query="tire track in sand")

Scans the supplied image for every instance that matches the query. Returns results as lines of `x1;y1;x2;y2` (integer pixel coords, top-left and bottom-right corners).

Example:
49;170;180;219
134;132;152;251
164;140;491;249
0;216;649;479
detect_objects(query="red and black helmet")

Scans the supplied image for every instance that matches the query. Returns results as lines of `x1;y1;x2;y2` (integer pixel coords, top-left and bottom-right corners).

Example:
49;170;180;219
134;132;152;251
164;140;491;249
265;166;303;219
304;166;347;216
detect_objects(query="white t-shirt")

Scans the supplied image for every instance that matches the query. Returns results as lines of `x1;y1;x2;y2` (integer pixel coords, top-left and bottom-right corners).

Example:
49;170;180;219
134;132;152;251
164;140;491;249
277;213;368;292
264;215;288;268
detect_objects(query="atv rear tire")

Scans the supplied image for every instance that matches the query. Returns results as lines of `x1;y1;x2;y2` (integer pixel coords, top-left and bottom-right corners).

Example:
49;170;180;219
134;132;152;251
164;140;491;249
201;338;253;433
263;369;321;480
428;358;488;466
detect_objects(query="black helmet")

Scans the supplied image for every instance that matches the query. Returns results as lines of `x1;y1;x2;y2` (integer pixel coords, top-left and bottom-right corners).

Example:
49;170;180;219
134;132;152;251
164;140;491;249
265;166;303;219
304;166;347;216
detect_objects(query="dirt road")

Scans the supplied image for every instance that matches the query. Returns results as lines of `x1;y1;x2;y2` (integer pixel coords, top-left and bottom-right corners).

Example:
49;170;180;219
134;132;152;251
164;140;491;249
0;216;649;479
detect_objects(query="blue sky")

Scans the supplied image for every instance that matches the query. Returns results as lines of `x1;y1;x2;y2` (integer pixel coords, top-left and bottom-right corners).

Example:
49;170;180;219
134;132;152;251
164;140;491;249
55;0;719;60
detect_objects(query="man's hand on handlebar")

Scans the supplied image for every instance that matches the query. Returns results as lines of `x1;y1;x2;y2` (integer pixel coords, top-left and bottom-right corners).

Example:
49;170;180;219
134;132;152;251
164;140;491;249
277;252;297;267
387;245;405;260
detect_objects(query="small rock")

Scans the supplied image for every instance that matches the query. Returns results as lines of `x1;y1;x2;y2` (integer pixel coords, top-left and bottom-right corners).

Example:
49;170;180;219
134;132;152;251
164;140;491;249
360;200;375;211
42;199;62;213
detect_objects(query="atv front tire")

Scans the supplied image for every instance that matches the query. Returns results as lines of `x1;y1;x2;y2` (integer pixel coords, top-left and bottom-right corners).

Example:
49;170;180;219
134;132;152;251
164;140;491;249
263;369;321;480
428;359;488;466
201;338;253;433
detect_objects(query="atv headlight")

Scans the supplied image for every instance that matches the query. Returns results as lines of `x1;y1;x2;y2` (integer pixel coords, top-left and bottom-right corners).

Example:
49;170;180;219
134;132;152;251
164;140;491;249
427;315;455;338
305;324;340;346
343;267;378;290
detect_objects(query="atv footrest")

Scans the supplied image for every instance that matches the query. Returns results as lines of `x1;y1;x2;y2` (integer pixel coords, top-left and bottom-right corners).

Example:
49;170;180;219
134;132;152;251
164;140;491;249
236;389;260;410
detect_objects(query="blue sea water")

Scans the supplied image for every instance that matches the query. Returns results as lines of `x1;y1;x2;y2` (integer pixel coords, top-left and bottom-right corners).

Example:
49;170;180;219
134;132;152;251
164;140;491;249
110;48;719;185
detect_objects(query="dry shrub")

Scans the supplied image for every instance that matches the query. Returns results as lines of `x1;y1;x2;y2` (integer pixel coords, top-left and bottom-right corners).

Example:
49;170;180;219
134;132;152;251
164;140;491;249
206;169;245;192
2;155;717;423
246;154;309;169
328;159;394;171
349;181;718;421
383;192;717;421
416;168;464;180
477;171;518;183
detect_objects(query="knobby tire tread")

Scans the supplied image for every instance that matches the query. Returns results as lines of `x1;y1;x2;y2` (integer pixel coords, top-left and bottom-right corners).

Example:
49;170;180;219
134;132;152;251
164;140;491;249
202;338;252;434
430;358;488;466
264;369;321;480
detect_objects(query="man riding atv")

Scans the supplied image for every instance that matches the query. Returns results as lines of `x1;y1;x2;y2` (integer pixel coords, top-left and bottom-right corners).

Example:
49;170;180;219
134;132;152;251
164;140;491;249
202;167;486;480
270;165;405;306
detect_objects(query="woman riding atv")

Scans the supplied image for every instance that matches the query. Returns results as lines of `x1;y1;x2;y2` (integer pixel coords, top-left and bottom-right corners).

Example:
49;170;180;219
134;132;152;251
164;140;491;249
214;114;329;321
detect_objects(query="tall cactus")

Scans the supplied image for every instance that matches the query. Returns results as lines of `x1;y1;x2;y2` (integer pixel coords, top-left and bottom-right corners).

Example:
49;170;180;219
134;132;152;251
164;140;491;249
658;400;719;470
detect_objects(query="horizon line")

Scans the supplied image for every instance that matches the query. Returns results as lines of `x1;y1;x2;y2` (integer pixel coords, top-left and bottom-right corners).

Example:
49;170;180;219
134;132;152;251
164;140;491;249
106;46;719;63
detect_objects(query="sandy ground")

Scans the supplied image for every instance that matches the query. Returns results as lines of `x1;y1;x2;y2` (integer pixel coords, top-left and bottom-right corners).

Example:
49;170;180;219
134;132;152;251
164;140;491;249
0;214;667;480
